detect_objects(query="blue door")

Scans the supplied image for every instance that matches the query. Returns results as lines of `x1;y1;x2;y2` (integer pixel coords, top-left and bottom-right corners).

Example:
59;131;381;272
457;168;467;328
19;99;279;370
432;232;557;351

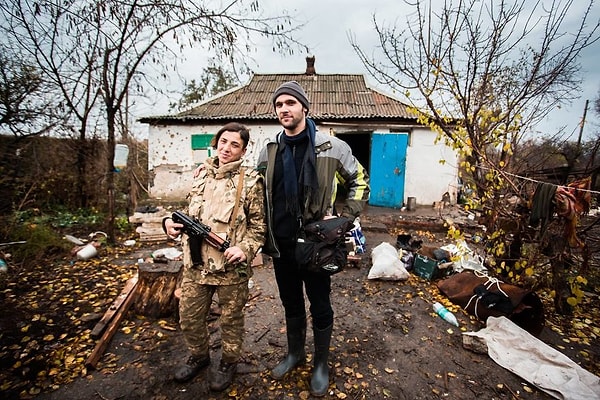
369;133;408;208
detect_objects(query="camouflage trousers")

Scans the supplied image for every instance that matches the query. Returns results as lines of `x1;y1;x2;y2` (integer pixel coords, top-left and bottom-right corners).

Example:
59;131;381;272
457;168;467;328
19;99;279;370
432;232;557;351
179;272;249;363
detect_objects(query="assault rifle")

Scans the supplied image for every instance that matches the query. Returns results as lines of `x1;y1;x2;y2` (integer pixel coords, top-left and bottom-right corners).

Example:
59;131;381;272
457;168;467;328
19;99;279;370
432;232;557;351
172;211;229;255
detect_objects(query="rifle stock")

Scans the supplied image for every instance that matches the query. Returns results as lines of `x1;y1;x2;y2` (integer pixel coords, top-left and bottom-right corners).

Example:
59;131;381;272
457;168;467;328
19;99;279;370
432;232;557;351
172;211;230;252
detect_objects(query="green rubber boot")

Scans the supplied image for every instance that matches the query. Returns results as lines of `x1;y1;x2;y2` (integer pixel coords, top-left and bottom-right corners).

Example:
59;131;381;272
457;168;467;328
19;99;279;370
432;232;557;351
310;324;332;397
271;316;307;380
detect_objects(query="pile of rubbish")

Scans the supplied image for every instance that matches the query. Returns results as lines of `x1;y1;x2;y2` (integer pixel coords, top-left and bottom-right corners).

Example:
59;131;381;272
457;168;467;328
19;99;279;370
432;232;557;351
64;231;108;261
365;233;545;337
362;234;599;399
366;233;486;282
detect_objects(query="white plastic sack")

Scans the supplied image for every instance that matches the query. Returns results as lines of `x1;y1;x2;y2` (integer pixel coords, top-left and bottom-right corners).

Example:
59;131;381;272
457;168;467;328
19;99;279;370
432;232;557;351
463;316;600;400
368;242;409;281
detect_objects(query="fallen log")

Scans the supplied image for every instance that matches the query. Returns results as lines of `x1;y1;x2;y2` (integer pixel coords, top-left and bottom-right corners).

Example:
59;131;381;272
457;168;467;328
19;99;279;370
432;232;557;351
85;274;139;370
90;274;139;338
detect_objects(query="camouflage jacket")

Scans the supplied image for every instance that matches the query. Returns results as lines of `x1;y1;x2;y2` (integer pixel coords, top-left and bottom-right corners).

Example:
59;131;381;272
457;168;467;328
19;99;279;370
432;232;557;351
182;157;266;285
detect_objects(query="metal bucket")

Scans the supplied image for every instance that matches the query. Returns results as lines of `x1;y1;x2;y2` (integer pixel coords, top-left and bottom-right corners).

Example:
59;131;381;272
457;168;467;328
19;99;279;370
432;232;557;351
407;197;417;211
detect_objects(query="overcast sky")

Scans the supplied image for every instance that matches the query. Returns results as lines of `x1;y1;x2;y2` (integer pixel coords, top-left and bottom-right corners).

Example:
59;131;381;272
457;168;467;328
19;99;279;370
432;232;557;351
138;0;599;140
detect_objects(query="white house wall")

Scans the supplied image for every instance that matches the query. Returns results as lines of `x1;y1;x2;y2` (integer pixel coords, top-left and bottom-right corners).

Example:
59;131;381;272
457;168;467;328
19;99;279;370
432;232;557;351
404;127;459;205
147;122;282;199
146;122;459;205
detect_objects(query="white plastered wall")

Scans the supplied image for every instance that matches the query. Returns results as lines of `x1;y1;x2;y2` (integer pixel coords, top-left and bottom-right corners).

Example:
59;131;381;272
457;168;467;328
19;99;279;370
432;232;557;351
146;123;281;199
145;122;459;205
404;127;460;205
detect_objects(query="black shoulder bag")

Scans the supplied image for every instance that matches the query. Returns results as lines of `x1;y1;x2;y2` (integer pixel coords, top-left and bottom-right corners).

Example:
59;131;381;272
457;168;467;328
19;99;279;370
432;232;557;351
295;217;354;275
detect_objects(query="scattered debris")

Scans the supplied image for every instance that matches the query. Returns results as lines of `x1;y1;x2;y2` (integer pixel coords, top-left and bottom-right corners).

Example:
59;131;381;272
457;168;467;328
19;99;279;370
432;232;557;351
128;207;171;242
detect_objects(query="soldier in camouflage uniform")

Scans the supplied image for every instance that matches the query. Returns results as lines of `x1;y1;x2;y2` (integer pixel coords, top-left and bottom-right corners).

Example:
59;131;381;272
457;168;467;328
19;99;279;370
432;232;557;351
163;122;266;391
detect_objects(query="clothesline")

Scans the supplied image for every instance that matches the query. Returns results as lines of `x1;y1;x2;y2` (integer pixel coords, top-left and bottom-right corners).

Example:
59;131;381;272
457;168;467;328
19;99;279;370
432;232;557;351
476;165;600;196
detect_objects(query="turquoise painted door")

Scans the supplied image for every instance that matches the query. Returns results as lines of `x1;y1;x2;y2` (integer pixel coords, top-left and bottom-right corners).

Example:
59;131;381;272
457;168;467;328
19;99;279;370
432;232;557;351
369;133;408;208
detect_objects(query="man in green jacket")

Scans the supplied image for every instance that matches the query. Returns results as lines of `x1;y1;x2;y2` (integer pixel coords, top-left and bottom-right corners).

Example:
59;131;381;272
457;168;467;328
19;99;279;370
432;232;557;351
257;81;370;396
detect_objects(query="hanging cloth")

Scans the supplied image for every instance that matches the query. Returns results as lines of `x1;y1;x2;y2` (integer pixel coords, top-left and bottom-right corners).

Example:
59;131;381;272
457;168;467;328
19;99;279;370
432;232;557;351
529;182;558;235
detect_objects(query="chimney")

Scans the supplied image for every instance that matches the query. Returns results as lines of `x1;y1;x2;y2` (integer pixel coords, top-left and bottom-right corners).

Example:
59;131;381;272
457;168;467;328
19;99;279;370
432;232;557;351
305;55;316;75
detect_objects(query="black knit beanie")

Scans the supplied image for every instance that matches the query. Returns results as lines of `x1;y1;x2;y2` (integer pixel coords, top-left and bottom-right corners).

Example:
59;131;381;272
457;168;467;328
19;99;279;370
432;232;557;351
272;81;310;111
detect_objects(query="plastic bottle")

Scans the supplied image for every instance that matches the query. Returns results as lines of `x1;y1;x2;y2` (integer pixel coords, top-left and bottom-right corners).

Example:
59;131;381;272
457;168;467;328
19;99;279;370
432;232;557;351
432;302;459;327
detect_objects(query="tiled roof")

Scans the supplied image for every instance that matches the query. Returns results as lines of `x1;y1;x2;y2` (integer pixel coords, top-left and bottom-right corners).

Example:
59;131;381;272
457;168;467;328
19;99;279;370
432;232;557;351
140;73;418;123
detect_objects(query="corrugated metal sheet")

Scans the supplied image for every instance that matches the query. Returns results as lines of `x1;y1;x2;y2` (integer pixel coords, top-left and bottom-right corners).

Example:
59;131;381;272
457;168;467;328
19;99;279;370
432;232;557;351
140;73;417;123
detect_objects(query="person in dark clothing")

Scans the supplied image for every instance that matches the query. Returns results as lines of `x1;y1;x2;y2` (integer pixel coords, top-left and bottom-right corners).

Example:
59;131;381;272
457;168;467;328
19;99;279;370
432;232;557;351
257;81;370;396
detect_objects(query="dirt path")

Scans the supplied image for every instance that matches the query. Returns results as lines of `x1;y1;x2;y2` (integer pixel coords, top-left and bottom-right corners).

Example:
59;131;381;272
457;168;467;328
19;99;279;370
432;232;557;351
0;205;589;399
31;225;581;400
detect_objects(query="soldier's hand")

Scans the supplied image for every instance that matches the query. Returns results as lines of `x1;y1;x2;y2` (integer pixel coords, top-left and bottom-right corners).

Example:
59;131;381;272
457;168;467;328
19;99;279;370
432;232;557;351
164;218;184;238
224;246;246;264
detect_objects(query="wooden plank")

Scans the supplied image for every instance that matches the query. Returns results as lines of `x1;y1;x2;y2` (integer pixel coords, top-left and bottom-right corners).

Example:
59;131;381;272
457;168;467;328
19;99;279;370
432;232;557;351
90;274;139;338
85;275;139;370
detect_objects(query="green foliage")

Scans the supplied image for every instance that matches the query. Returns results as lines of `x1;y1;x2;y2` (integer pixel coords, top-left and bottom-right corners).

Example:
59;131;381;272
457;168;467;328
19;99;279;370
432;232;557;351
14;207;104;228
7;221;69;265
2;207;107;265
115;214;132;234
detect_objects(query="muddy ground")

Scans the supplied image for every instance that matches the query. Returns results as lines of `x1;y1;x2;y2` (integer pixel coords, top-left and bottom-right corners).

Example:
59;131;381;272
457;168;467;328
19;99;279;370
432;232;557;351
4;205;600;400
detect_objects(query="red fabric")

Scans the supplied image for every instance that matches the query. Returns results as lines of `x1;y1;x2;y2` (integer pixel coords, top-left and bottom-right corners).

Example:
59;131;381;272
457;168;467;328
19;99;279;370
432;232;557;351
554;177;591;248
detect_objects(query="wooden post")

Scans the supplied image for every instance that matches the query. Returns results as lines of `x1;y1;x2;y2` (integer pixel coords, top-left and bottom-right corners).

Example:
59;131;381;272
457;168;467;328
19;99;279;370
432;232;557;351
134;261;182;318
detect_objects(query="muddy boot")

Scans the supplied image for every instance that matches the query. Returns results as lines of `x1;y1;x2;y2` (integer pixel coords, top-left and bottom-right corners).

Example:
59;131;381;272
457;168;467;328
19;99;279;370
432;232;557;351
271;316;307;380
209;361;237;391
174;354;210;382
310;324;332;397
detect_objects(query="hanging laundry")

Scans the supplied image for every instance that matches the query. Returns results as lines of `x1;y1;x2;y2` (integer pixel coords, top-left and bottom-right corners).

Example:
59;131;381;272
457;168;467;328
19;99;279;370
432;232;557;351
529;182;558;235
554;177;592;248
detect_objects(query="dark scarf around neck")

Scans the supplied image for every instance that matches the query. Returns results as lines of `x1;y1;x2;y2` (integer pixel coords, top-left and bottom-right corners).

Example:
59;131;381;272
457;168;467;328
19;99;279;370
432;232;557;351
280;118;319;217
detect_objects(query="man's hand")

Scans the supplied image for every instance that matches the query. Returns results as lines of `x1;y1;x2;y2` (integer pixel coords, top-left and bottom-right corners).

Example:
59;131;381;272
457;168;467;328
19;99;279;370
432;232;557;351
193;165;204;178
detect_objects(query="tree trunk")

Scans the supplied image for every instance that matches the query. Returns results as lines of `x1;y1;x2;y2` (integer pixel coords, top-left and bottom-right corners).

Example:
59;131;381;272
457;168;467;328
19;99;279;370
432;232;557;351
126;138;138;215
106;106;116;244
77;136;87;209
134;261;183;318
549;235;572;315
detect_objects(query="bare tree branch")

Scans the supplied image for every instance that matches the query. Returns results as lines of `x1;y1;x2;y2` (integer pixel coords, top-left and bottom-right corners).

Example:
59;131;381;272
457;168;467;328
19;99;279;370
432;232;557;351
0;0;306;240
